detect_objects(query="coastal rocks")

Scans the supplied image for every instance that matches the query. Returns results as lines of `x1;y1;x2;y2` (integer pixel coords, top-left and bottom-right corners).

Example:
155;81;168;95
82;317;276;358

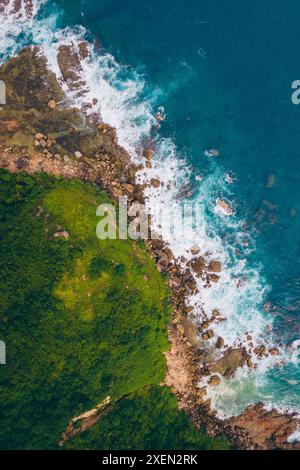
57;43;88;92
204;148;220;157
215;336;224;349
215;198;233;216
150;178;161;188
226;402;300;450
207;260;221;272
143;149;154;160
190;245;200;256
0;47;64;111
207;347;250;377
0;0;34;18
253;345;267;358
189;256;205;276
202;329;214;341
208;375;221;387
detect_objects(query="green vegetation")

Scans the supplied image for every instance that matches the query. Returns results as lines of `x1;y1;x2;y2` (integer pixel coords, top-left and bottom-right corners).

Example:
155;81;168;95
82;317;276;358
65;386;230;450
0;170;230;450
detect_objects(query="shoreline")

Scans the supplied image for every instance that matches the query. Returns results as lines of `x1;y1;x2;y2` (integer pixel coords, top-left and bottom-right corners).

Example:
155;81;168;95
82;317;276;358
1;44;300;450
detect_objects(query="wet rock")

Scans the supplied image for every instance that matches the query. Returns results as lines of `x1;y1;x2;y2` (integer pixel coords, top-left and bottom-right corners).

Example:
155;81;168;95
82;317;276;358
190;245;200;255
226;402;300;450
253;345;267;357
0;47;64;110
150;178;160;188
57;43;87;91
123;183;134;193
215;198;233;215
269;347;279;356
208;375;221;386
143;149;154;160
208;260;221;272
189;256;205;276
216;336;224;349
208;347;249;377
246;358;254;368
208;273;220;283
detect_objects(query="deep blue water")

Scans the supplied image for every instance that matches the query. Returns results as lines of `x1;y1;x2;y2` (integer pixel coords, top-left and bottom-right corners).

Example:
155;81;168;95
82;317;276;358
2;0;300;415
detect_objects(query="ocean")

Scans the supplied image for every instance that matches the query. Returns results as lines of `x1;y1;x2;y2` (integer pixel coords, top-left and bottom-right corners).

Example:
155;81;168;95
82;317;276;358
1;0;300;420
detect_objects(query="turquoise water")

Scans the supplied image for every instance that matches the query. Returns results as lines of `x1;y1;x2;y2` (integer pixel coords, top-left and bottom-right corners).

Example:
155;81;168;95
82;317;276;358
1;0;300;416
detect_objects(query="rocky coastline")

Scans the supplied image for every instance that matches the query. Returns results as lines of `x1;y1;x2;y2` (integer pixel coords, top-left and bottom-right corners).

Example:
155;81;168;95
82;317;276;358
1;45;300;450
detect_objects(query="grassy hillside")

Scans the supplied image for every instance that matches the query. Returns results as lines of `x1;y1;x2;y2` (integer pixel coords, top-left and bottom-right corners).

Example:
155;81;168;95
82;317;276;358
0;170;229;450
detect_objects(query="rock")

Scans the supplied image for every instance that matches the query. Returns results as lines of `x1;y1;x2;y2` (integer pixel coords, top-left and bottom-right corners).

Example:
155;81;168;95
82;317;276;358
143;149;154;160
156;250;170;266
190;245;200;255
170;276;181;288
123;183;134;193
190;256;205;276
208;375;221;386
207;329;214;339
208;260;221;272
269;347;279;356
57;43;87;91
254;345;267;357
226;402;300;450
215;198;233;215
196;387;207;403
209;274;220;283
146;161;152;169
246;358;254;368
216;336;224;349
202;333;209;341
48;99;56;109
208;347;249;377
150;178;160;188
35;133;45;140
204;148;220;157
0;47;64;110
74;151;83;159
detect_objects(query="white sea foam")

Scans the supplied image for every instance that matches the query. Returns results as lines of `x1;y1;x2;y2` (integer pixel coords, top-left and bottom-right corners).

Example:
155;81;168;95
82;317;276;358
1;0;298;418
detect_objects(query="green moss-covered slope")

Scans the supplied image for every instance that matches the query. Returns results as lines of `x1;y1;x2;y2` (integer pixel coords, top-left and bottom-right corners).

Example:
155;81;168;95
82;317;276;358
0;169;229;450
